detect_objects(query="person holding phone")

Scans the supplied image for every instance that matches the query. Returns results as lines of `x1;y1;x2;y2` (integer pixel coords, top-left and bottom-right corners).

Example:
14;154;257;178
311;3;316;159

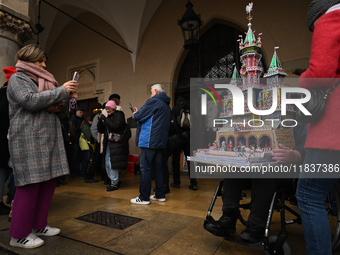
97;100;129;191
130;84;171;204
7;44;78;248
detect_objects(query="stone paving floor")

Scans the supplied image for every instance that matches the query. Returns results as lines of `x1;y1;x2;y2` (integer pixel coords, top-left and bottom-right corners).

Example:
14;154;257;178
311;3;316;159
0;172;339;255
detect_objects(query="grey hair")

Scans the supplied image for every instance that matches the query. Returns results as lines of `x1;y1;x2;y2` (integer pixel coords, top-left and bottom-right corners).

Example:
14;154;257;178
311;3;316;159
151;83;165;93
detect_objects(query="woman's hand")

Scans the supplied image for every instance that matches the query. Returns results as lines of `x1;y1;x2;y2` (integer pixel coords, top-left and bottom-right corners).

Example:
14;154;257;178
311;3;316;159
63;81;78;97
99;114;106;120
272;144;301;163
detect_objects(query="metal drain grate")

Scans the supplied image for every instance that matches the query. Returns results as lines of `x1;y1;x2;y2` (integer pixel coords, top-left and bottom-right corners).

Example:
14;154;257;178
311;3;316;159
76;211;143;230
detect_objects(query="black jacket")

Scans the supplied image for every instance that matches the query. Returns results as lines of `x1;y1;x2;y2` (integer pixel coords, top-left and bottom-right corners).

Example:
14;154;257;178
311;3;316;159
0;83;10;170
70;114;84;144
171;96;190;141
98;110;129;169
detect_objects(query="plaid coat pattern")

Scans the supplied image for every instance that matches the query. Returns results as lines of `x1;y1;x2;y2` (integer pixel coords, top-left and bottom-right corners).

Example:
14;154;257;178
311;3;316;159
7;72;69;186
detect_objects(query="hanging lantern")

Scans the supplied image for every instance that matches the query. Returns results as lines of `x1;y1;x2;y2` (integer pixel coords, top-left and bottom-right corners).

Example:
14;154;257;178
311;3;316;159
178;0;202;50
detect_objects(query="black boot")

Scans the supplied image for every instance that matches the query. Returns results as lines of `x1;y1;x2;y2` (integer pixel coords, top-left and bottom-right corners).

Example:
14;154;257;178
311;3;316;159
106;181;119;192
58;179;68;185
0;202;11;215
5;193;13;205
240;222;265;243
204;210;239;237
106;184;118;191
85;178;99;183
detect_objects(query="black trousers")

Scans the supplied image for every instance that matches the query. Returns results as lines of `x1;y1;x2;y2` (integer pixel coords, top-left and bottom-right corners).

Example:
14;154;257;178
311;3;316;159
161;153;169;187
172;141;197;186
86;142;102;179
222;178;284;228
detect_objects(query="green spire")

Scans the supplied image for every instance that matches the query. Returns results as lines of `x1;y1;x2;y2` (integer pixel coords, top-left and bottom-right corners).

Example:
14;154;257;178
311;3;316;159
268;50;283;71
232;65;240;79
231;65;240;85
264;47;287;78
244;23;254;46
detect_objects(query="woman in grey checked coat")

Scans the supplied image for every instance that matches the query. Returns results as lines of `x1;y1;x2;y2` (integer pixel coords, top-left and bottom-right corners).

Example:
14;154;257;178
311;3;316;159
7;44;78;249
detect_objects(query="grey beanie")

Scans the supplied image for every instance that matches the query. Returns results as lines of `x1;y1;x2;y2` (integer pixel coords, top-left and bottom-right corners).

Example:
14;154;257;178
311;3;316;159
307;0;340;31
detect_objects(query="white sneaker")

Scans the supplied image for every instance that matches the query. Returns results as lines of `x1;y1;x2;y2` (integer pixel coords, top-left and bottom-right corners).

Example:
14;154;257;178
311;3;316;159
32;225;60;236
150;194;166;202
10;233;44;249
130;197;150;205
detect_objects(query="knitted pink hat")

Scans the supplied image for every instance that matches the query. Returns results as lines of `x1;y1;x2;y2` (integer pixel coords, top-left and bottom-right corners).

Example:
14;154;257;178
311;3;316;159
105;100;116;110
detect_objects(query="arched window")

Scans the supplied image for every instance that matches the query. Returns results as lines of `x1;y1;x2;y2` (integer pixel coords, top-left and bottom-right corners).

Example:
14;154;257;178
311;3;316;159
176;23;243;98
248;136;258;149
260;135;271;149
237;136;246;147
176;23;267;99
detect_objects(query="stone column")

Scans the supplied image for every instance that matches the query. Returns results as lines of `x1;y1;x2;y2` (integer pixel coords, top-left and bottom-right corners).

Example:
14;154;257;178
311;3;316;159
0;5;35;85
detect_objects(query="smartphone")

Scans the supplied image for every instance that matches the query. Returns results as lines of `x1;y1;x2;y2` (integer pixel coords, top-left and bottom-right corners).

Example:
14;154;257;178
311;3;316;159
129;102;134;113
72;72;79;82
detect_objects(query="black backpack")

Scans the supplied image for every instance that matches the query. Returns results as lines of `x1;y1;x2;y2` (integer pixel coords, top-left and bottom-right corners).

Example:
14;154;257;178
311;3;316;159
177;108;191;129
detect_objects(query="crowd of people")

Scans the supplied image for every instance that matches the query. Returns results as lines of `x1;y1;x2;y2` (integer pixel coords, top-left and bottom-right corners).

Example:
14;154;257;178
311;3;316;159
0;1;339;254
0;44;196;249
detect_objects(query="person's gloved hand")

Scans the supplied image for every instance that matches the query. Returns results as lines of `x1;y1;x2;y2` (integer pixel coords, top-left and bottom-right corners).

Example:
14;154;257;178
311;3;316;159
99;114;106;121
272;144;301;163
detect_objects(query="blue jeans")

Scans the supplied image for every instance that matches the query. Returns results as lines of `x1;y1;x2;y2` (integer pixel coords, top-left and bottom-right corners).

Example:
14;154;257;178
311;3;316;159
139;148;165;201
296;149;340;255
105;145;118;184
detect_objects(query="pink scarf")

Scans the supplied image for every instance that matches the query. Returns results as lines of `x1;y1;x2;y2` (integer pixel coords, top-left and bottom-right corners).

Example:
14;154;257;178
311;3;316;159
15;60;64;112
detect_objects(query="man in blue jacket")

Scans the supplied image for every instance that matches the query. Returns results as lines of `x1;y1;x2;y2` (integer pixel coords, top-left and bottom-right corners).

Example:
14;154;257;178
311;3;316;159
131;84;171;205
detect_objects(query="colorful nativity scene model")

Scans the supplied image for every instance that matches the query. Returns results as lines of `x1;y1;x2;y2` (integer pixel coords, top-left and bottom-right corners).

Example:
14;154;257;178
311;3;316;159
190;3;296;166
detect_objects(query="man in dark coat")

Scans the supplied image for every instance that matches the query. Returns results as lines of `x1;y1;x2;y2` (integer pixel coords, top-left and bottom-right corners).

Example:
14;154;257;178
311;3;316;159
131;84;171;204
171;96;197;190
69;107;85;177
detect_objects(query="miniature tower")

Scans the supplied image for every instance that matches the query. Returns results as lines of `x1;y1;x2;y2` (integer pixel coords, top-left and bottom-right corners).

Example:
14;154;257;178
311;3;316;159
215;2;296;151
223;2;264;122
261;47;294;122
221;3;293;128
238;2;263;86
264;47;287;84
